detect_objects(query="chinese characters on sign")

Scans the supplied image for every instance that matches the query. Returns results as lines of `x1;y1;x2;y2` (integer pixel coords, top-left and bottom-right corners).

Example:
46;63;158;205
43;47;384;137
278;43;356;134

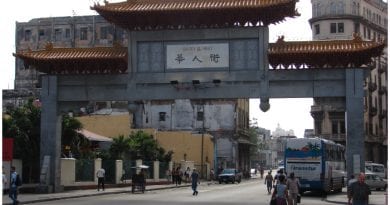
167;43;229;69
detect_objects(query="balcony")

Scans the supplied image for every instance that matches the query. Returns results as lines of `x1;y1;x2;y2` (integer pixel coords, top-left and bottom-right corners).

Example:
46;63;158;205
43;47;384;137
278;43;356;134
379;109;387;119
378;86;387;95
368;82;377;92
369;107;378;117
378;63;387;74
310;105;324;120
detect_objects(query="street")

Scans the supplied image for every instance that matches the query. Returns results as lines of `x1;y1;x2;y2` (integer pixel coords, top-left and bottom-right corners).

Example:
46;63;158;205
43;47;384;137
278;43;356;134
27;178;387;205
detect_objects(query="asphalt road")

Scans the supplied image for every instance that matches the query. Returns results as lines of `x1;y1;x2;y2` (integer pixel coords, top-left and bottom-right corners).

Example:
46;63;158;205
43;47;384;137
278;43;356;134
28;179;387;205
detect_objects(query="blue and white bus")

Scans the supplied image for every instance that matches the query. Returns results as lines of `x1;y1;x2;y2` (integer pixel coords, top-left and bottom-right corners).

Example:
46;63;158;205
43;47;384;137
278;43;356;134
284;138;345;193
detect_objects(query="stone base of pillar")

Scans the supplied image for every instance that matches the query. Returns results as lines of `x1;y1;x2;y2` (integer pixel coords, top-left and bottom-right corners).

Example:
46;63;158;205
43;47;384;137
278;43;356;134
35;185;53;194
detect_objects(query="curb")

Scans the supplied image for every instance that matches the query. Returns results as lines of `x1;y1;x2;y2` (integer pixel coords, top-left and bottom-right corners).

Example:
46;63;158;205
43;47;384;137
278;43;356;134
3;184;191;205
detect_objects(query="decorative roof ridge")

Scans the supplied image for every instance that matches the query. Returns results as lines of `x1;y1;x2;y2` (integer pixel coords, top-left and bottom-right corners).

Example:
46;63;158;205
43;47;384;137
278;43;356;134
271;34;385;47
15;44;127;55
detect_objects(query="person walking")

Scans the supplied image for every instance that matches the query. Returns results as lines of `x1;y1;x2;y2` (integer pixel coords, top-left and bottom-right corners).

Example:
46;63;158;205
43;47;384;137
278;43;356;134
286;172;300;205
3;168;7;195
8;166;19;205
265;171;274;194
271;174;288;205
348;172;371;205
191;168;200;196
96;167;105;191
166;169;171;183
184;167;191;183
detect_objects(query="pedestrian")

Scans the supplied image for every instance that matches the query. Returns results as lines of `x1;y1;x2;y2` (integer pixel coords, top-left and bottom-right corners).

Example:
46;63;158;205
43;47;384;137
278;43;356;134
191;168;200;196
265;171;274;194
177;167;183;185
8;166;20;205
166;169;171;183
260;166;264;179
286;172;300;205
271;174;288;205
3;168;7;195
184;167;191;183
96;167;105;191
348;174;357;187
210;168;215;181
348;172;371;205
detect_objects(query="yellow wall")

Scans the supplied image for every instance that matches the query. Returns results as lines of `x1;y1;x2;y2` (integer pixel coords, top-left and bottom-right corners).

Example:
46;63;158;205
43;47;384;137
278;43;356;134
156;131;214;166
76;114;131;138
76;115;214;166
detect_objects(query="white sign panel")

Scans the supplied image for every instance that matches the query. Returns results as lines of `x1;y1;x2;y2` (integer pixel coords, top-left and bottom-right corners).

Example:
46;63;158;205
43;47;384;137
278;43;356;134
166;43;229;69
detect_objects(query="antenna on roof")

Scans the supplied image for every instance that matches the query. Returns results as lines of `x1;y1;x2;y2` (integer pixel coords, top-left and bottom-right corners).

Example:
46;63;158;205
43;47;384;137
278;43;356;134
72;10;77;16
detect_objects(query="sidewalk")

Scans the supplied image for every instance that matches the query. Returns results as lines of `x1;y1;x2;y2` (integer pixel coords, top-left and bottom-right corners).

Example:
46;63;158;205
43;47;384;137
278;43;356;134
2;182;191;205
3;177;386;205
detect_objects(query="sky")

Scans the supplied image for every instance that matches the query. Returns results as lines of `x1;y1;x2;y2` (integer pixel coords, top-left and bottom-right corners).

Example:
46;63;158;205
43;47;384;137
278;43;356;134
0;0;314;137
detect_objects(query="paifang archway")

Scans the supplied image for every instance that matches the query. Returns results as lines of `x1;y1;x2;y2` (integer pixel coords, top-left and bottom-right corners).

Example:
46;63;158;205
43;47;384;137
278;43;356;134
15;0;385;192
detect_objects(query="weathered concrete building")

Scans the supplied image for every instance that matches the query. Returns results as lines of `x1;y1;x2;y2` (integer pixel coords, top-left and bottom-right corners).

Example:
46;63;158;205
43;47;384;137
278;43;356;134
309;0;388;165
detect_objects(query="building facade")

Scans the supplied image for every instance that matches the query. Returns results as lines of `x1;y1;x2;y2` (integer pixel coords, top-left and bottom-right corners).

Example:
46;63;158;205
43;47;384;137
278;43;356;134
309;0;388;165
14;15;127;91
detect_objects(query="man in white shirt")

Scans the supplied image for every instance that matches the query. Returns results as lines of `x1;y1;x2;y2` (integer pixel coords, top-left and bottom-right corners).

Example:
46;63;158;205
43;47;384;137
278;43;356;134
96;168;105;191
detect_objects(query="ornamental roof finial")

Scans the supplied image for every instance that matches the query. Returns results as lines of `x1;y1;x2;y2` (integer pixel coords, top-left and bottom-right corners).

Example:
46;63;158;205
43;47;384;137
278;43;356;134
45;42;53;50
352;33;362;42
276;35;285;44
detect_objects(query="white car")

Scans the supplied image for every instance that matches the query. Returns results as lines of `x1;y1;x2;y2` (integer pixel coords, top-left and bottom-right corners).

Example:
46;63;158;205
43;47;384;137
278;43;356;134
365;173;387;191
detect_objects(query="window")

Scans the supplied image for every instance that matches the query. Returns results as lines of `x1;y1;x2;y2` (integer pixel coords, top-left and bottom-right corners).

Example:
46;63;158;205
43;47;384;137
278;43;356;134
337;23;344;33
315;24;320;35
159;112;166;121
330;23;337;33
330;23;344;33
80;27;88;40
332;121;338;134
54;28;62;41
354;23;360;33
330;2;337;14
38;29;45;41
100;26;110;39
197;111;204;121
24;29;31;41
65;28;71;38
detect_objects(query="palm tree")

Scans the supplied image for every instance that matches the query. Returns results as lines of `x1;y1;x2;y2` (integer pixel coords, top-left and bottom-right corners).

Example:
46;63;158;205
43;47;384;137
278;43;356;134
110;135;131;159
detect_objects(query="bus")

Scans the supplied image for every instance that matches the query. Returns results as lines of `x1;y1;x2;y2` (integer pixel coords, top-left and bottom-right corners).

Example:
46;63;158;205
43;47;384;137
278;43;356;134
284;138;345;193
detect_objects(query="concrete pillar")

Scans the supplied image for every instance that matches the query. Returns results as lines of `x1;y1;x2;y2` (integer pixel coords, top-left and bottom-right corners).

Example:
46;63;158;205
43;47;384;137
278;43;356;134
60;158;76;186
206;162;210;180
40;76;62;193
115;160;123;184
136;159;142;174
95;158;102;184
345;69;365;178
154;161;159;182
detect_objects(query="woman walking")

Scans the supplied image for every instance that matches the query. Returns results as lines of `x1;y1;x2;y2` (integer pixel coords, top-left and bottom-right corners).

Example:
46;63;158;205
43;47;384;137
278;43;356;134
271;174;288;205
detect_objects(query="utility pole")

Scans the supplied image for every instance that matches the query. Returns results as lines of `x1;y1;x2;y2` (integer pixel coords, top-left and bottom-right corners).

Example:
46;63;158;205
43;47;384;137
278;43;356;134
201;102;205;179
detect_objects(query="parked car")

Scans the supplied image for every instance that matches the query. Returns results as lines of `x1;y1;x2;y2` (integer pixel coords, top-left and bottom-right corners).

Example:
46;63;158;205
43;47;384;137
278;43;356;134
218;168;242;184
365;173;387;191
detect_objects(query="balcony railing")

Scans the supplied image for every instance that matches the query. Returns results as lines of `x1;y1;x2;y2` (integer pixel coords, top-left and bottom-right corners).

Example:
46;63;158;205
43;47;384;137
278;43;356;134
369;107;378;117
368;82;377;92
379;109;387;119
378;86;387;95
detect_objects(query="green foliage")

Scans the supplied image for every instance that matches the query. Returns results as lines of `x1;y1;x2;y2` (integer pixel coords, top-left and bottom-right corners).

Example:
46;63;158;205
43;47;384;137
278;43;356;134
61;115;91;158
109;135;131;159
3;98;41;183
109;130;173;162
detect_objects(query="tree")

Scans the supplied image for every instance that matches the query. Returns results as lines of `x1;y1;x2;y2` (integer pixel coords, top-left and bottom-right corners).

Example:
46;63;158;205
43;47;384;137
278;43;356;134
61;115;90;158
3;98;41;183
109;130;173;161
109;135;131;159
